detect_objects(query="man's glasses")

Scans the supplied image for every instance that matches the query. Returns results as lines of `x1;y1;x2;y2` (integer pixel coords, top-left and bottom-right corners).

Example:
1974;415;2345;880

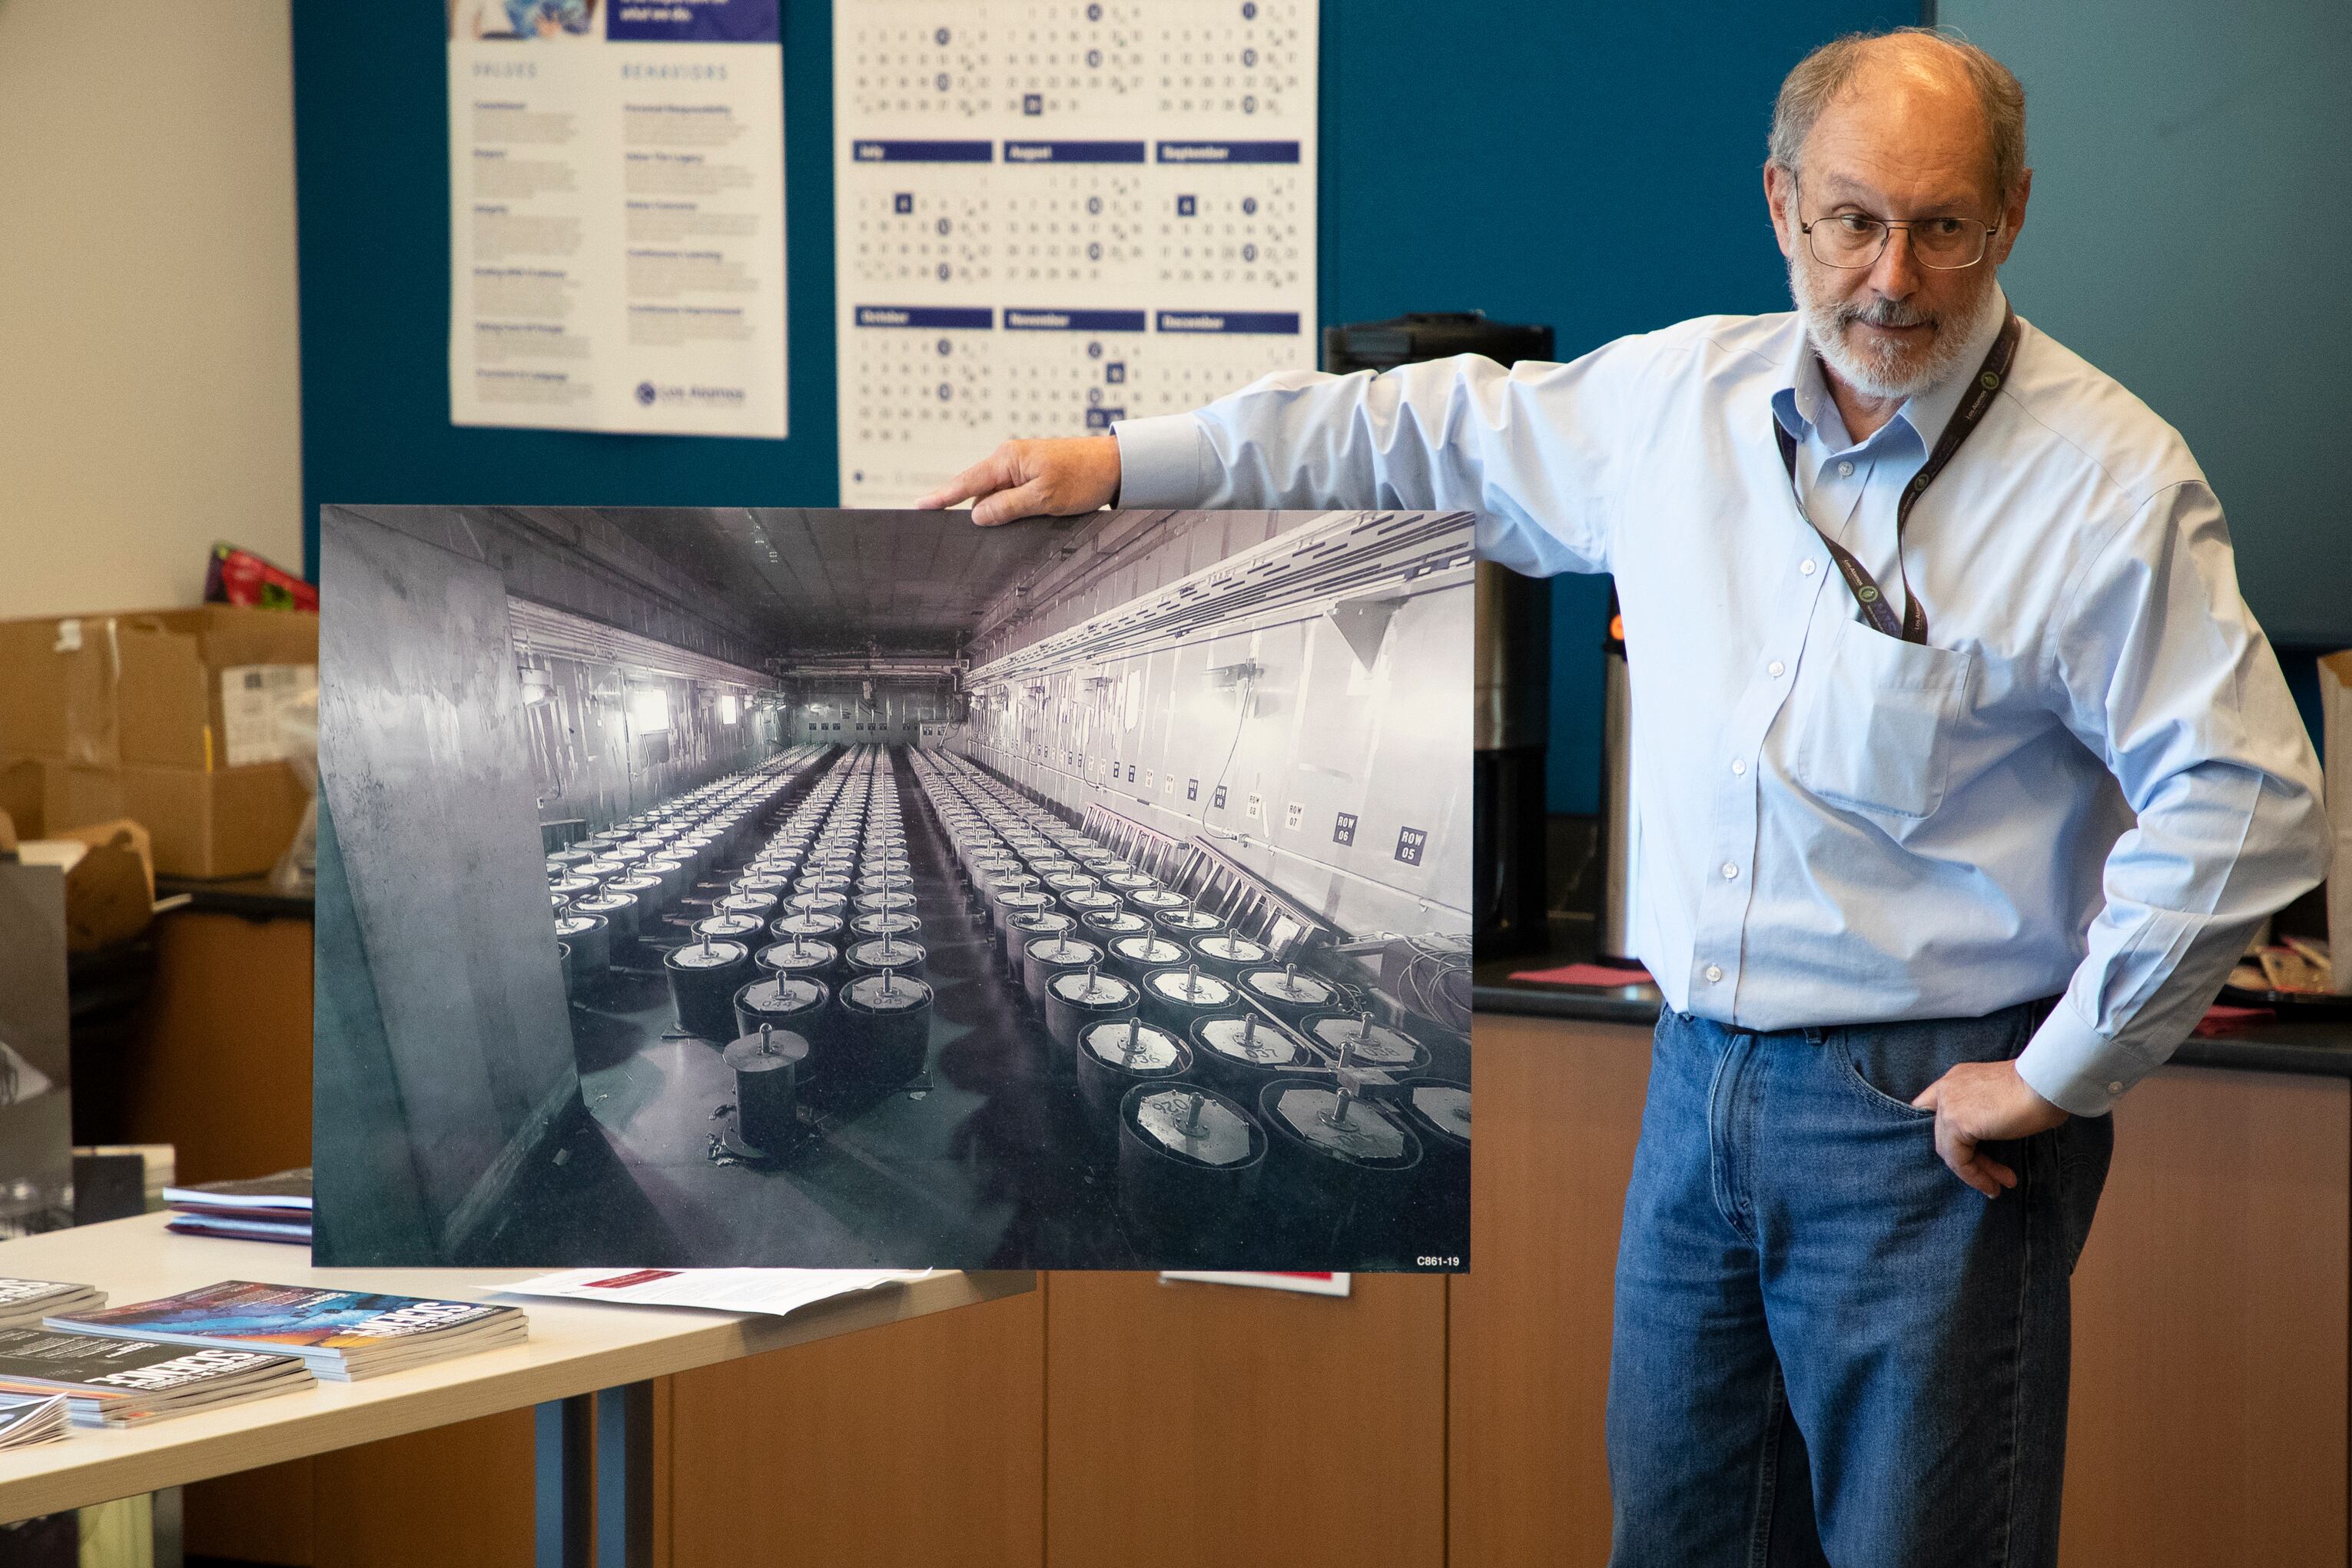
1797;209;2001;270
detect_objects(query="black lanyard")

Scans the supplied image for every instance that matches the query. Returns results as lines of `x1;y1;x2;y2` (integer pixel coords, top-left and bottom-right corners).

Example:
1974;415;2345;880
1775;307;2021;644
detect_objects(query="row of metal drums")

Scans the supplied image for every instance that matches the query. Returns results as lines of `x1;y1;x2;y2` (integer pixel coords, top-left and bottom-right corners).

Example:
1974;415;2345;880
907;749;1469;1261
684;746;944;1152
546;745;829;990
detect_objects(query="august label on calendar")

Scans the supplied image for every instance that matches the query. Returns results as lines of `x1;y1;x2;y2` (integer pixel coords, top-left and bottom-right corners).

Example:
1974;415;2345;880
834;0;1319;505
446;0;788;437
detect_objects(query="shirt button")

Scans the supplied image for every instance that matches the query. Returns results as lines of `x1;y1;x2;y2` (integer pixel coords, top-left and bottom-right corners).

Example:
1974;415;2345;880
1730;758;1747;776
1704;964;1724;983
1837;460;1855;478
1768;660;1786;678
1720;862;1738;880
2108;1081;2124;1096
1800;559;1817;576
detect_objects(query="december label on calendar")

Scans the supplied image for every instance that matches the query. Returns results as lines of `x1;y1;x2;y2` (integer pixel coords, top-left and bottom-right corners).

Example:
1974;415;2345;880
835;0;1318;504
447;0;788;437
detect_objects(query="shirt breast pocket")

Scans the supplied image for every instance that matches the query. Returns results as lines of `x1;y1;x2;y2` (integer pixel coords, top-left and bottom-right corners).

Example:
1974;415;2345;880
1785;618;1975;820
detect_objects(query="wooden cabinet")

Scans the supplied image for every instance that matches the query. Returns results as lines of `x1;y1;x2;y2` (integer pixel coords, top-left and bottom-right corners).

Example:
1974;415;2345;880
2060;1066;2348;1567
119;907;315;1184
665;1285;1045;1568
1043;1271;1448;1568
1446;1013;1648;1566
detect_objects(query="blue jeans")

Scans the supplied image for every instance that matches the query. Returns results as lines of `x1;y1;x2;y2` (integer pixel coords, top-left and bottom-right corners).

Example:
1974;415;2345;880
1607;1001;2113;1568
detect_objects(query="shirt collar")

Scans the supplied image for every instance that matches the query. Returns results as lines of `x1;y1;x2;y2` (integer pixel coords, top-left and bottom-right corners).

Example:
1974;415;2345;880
1770;283;2011;457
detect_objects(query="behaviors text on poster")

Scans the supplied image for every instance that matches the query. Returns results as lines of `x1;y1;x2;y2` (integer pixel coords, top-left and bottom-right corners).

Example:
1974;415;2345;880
448;0;788;436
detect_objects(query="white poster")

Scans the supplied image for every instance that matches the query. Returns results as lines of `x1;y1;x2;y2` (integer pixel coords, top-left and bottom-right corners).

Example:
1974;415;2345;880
448;0;788;436
834;0;1317;505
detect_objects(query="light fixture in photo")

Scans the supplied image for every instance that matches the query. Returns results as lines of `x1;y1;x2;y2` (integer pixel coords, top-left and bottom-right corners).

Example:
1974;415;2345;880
627;685;671;734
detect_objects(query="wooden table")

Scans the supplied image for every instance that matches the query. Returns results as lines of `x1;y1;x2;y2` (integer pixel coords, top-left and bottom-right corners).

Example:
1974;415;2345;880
0;1214;1033;1564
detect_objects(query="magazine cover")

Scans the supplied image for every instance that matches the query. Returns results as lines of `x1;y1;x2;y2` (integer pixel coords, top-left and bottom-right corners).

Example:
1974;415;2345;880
0;1328;309;1424
55;1281;519;1353
314;506;1473;1272
162;1171;314;1212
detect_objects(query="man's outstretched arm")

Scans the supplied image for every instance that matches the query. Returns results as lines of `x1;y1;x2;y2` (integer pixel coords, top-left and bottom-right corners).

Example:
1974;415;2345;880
917;349;1644;579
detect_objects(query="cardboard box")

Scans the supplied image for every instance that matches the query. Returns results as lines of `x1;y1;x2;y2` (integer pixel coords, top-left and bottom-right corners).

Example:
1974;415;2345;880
38;758;307;880
0;755;41;840
0;606;316;769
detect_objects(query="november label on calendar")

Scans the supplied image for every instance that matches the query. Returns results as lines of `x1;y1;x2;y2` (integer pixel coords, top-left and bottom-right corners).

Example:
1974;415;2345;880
835;0;1319;505
446;0;789;438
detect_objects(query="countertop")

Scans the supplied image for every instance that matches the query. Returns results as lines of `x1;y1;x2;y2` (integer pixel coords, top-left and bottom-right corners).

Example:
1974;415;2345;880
1475;918;2352;1079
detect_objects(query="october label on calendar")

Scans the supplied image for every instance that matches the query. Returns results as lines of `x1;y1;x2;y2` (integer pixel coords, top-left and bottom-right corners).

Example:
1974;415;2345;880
835;0;1319;505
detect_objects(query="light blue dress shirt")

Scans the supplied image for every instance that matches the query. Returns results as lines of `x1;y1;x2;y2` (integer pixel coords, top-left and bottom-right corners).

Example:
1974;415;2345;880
1112;289;2330;1116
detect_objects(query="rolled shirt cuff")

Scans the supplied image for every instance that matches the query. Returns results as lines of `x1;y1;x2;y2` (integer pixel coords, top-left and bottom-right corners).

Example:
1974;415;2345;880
2014;997;2156;1117
1111;413;1212;508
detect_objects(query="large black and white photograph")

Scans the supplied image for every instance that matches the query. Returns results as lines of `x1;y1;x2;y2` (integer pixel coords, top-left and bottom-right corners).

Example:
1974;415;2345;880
313;504;1471;1271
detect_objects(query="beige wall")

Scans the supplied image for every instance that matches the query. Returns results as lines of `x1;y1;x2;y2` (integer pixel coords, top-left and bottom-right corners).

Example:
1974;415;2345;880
0;0;304;619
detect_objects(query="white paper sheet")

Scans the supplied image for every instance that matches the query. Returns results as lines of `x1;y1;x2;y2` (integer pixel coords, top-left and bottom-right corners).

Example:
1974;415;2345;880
485;1267;934;1318
834;0;1319;504
1159;1271;1351;1297
447;0;788;436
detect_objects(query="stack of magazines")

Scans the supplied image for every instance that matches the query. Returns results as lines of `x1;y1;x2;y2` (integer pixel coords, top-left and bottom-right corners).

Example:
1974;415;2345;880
163;1169;313;1245
0;1328;312;1427
48;1281;528;1381
0;1278;105;1330
0;1390;68;1448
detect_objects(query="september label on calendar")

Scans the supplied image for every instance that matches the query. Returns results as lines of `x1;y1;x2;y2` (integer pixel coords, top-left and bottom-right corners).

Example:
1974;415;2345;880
447;0;788;437
835;0;1318;504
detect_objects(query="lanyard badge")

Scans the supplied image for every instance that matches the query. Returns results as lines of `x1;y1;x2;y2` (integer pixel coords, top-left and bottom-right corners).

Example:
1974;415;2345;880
1775;307;2021;645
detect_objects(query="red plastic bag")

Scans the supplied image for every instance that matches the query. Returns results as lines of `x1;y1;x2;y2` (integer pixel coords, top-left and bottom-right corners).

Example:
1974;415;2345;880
205;542;317;612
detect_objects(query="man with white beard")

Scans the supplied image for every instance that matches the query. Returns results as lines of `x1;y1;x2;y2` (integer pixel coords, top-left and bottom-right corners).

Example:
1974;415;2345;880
919;28;2328;1565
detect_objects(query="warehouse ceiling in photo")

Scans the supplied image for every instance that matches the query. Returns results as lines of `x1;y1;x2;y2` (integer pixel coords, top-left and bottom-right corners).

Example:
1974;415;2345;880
596;507;1093;661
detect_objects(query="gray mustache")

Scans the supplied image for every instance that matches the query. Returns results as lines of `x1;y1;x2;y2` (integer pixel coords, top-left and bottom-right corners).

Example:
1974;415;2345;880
1839;299;1938;330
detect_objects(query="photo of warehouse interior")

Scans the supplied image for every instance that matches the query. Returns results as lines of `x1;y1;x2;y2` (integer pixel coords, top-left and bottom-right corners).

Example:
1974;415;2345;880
314;504;1472;1271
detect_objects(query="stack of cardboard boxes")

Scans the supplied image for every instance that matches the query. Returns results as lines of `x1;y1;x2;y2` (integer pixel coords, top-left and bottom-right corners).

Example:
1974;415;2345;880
0;607;315;880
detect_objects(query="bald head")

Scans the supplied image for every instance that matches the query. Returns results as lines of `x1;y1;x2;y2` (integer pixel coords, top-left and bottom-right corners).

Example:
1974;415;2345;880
1770;29;2026;210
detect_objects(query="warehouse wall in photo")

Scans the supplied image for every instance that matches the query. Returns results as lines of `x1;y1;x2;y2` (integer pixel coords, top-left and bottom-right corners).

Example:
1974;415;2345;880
787;678;961;746
315;509;582;1264
517;648;777;835
958;511;1473;943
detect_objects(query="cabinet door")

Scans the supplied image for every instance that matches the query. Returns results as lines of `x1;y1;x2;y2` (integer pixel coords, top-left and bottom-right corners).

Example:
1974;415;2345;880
1045;1270;1448;1568
666;1285;1045;1568
1447;1014;1650;1567
313;1411;536;1568
2062;1066;2348;1568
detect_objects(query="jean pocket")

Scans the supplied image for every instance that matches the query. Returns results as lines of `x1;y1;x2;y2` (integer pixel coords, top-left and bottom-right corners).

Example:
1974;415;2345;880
1784;618;1975;819
2055;1113;2115;1274
1831;1031;1940;1119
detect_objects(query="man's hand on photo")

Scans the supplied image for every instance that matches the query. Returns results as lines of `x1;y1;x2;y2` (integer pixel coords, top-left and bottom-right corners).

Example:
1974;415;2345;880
1910;1060;2071;1198
914;436;1123;526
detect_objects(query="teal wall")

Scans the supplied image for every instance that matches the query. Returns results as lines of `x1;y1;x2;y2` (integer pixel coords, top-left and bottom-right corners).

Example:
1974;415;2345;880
291;1;1909;816
1939;0;2352;651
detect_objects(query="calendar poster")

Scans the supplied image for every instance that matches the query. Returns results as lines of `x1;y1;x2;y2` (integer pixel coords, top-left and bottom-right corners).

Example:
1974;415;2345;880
448;0;788;437
835;0;1317;504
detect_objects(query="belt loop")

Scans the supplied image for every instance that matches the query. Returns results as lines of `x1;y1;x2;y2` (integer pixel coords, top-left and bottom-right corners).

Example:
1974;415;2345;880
1803;1026;1826;1046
